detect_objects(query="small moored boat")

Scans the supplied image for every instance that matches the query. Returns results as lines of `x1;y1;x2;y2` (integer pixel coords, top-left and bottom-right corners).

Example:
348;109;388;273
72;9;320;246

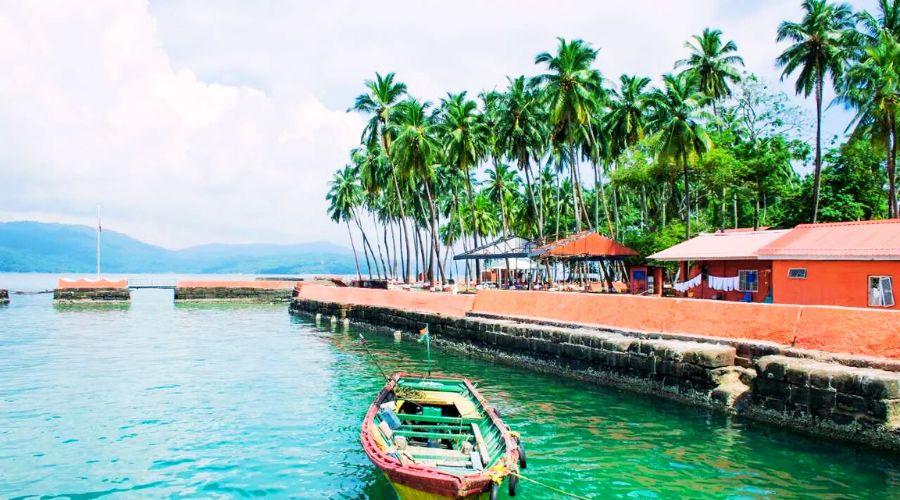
361;373;524;499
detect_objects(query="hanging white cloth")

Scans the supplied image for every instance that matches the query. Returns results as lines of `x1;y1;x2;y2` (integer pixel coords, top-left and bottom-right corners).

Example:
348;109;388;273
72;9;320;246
674;274;702;293
707;274;739;292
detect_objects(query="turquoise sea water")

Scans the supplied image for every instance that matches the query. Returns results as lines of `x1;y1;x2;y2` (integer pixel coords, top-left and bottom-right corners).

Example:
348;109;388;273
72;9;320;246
1;278;899;499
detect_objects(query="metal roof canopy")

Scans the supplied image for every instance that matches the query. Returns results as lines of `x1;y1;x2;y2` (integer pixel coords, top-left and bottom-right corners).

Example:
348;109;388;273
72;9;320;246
453;236;537;261
757;219;900;260
648;229;790;262
530;230;639;261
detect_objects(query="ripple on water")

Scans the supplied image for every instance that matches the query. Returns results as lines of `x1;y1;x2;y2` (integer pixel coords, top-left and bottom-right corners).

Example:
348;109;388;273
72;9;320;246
0;290;898;499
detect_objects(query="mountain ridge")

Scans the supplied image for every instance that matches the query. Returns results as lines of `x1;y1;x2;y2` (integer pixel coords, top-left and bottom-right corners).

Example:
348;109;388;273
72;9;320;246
0;221;356;274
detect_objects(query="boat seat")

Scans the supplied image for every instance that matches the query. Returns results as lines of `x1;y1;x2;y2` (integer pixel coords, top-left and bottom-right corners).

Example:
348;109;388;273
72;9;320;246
405;445;470;459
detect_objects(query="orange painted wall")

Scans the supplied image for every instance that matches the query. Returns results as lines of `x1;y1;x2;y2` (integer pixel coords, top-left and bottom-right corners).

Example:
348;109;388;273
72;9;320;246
472;289;800;344
683;260;772;302
772;260;900;309
297;285;475;318
57;278;128;289
793;306;900;359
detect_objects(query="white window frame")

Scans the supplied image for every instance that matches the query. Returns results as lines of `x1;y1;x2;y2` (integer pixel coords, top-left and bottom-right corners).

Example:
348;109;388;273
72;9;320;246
868;275;895;308
738;269;758;293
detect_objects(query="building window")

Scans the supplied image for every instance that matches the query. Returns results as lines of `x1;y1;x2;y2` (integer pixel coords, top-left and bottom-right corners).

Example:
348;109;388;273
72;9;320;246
788;268;807;279
869;276;895;307
738;270;758;292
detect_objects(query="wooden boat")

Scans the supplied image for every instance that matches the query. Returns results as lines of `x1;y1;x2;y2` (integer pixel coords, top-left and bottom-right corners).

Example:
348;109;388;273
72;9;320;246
361;373;524;499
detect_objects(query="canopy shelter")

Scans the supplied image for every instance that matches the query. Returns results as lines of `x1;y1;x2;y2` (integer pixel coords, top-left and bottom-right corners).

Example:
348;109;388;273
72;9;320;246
453;236;536;261
529;230;638;261
528;231;638;290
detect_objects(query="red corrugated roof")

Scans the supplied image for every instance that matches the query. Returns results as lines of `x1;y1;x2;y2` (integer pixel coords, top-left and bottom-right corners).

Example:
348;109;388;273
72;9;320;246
531;231;638;258
758;219;900;259
648;229;790;261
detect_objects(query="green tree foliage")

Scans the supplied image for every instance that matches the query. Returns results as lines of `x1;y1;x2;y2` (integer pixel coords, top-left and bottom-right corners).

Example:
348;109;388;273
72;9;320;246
334;3;892;283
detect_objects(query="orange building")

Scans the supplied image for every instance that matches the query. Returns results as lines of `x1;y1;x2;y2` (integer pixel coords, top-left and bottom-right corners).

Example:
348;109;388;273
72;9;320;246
648;229;789;303
757;220;900;309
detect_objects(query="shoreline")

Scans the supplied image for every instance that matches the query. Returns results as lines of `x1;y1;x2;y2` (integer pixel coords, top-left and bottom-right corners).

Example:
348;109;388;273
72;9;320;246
289;288;900;453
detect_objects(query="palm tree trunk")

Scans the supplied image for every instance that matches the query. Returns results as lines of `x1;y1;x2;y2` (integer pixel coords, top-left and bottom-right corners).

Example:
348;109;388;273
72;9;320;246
811;73;823;224
423;179;445;285
569;146;581;232
353;214;375;279
682;152;691;239
346;221;362;281
371;213;388;279
464;168;481;284
554;173;562;240
889;115;898;219
522;159;544;242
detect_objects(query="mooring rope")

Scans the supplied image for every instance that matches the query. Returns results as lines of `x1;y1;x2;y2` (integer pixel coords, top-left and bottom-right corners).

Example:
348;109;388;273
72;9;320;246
510;471;591;500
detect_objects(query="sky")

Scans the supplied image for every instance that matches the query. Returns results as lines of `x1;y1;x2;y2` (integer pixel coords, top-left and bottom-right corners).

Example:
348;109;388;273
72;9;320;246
0;0;877;249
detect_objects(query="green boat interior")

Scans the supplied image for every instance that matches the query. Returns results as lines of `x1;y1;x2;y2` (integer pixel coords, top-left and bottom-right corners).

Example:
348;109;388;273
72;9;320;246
371;377;509;475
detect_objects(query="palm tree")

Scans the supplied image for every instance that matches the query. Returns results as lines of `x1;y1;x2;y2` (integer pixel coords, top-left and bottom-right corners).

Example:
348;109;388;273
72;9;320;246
534;38;605;232
838;32;900;217
675;28;745;120
483;163;521;235
776;0;856;223
439;92;490;282
326;166;364;280
495;76;548;242
858;0;900;43
606;75;652;155
647;73;712;239
349;72;413;282
389;99;446;284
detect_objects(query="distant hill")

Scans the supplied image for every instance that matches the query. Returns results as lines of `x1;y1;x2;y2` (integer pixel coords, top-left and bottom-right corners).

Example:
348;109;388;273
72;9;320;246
0;221;357;274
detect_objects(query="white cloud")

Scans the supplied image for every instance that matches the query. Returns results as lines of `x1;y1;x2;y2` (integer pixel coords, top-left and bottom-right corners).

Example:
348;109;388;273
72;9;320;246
0;0;878;247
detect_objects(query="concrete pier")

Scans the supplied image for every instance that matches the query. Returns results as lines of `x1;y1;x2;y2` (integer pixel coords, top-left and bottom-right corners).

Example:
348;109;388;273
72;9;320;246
53;279;130;302
289;286;900;452
174;280;297;303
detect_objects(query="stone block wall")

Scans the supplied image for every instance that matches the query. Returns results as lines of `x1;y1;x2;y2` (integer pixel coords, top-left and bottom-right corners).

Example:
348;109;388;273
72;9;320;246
174;286;293;303
53;287;130;302
290;297;900;452
754;356;900;433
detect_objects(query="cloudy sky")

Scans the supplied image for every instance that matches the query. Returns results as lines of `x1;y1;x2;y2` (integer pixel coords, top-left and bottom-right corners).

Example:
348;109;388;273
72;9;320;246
0;0;876;248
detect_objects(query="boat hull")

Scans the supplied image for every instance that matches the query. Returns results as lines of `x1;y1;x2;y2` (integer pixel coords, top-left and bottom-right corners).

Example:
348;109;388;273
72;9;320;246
361;373;519;500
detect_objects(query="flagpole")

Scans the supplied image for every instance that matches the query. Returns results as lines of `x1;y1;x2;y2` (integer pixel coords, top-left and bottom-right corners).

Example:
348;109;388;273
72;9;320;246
426;323;431;377
96;204;101;278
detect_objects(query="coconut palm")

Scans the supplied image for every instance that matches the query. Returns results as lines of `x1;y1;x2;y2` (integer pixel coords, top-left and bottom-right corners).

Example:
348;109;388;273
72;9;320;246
439;92;490;281
675;28;745;120
534;38;605;232
483;163;521;236
496;76;548;241
326;166;364;280
776;0;856;223
858;0;900;43
838;32;900;217
349;72;413;282
647;73;712;239
389;99;446;284
606;75;652;155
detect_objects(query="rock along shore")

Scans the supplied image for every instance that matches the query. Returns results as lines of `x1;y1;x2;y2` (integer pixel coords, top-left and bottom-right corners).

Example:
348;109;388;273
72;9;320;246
290;289;900;453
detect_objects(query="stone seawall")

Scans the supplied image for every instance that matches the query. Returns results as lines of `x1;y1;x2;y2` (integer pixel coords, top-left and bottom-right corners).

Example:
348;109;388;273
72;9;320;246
53;288;130;302
0;289;8;304
290;297;900;452
174;287;293;302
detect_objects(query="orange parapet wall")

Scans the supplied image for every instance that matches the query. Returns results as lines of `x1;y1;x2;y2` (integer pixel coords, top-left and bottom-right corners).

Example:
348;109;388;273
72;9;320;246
296;285;475;318
57;278;128;289
471;290;900;359
793;307;900;360
472;289;800;345
176;280;297;289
